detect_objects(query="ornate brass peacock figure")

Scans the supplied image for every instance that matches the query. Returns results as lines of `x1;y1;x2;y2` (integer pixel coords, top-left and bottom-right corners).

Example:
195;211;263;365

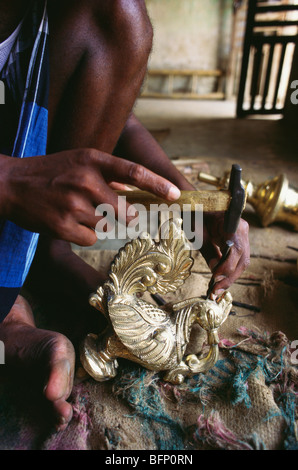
80;218;232;384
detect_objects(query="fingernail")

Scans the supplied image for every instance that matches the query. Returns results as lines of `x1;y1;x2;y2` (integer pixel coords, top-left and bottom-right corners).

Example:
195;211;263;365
65;360;71;375
167;186;181;201
56;421;67;433
214;275;226;284
59;416;66;425
55;414;69;432
214;288;225;297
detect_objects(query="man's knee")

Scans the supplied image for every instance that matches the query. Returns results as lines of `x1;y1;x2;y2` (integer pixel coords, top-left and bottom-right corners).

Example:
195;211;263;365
50;0;153;71
124;0;154;59
95;0;153;73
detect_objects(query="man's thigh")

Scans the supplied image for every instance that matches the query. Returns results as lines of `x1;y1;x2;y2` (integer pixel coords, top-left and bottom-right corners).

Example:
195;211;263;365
47;0;153;154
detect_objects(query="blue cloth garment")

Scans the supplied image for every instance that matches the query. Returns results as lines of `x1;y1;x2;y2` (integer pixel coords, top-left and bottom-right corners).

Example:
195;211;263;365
0;1;49;321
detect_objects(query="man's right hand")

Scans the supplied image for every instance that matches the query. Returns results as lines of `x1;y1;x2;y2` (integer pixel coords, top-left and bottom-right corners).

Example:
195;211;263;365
0;149;181;246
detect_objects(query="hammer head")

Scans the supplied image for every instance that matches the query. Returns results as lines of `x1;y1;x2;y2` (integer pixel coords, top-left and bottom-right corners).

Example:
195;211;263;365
224;164;246;235
206;164;246;299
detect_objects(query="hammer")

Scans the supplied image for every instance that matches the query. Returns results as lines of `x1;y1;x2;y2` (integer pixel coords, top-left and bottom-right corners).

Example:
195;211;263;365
116;163;245;209
205;164;246;298
116;163;245;217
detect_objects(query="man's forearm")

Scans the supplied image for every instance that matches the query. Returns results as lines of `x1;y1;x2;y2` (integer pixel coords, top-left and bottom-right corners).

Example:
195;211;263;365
114;114;195;191
26;238;107;304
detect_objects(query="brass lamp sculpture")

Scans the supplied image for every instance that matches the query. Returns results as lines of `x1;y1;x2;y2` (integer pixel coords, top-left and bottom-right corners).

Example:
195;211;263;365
80;164;246;385
80;218;233;385
198;171;298;231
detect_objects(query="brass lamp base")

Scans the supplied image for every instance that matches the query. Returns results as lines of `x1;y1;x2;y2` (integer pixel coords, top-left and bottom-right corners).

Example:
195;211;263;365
198;171;298;231
80;219;232;385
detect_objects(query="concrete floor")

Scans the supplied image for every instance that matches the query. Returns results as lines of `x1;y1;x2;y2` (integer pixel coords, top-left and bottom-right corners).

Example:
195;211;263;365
134;97;298;185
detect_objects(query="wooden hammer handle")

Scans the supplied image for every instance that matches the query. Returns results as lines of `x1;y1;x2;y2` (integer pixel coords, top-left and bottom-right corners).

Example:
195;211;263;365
116;190;231;212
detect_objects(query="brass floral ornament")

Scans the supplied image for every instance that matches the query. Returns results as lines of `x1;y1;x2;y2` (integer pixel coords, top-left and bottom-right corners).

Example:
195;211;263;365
80;218;232;385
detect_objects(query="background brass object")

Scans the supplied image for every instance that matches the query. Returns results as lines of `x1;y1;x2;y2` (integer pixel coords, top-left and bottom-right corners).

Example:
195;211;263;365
198;171;298;231
80;219;232;385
